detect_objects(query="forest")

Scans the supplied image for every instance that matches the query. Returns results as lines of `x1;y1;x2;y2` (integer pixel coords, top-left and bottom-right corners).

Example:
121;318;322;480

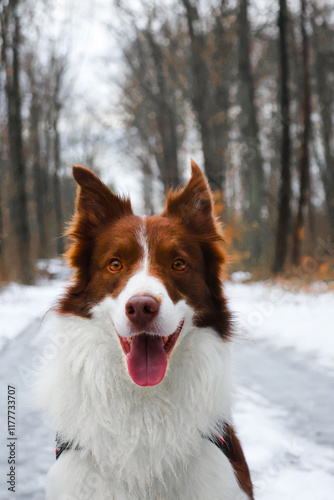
0;0;333;284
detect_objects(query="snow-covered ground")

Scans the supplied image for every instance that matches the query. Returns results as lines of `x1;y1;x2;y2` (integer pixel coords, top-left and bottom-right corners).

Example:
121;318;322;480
0;259;69;351
0;266;333;499
226;280;334;371
228;279;334;499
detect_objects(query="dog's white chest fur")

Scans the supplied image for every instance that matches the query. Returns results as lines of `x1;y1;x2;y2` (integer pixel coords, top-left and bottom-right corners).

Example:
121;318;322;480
35;311;247;500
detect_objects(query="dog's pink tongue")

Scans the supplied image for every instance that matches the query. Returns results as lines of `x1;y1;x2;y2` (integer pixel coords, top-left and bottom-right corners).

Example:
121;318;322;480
127;333;167;386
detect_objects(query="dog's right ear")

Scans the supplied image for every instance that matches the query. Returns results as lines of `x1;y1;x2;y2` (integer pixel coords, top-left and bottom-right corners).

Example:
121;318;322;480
72;165;133;231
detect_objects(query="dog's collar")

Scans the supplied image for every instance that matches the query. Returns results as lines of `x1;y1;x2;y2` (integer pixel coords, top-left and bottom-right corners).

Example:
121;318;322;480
55;434;81;460
55;425;225;460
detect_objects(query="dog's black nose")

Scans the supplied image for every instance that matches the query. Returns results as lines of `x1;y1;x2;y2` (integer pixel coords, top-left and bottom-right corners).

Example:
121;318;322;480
125;295;159;330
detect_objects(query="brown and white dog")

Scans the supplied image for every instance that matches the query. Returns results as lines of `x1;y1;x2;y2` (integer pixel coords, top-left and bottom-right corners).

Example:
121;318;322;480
36;161;253;500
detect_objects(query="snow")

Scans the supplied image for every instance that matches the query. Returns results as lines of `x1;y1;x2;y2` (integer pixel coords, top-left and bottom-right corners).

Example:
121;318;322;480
235;388;334;500
0;261;68;351
230;271;252;283
0;273;333;499
226;281;334;371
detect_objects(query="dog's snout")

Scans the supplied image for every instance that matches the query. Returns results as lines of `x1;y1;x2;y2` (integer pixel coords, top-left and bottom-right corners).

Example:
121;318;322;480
125;295;159;330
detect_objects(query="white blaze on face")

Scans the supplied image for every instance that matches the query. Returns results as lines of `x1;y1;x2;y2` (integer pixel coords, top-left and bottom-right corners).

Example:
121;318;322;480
136;221;149;274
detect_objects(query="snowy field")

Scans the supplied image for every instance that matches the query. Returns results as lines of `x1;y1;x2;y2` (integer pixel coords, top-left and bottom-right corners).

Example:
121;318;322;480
0;264;333;499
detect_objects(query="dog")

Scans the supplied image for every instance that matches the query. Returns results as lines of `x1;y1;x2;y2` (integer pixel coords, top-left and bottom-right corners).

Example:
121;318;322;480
35;161;253;500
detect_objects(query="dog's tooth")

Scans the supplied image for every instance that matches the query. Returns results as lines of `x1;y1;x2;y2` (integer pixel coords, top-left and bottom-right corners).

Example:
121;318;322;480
163;336;168;343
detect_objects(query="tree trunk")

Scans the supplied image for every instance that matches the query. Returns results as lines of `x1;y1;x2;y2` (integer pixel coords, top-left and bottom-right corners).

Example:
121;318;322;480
311;13;334;230
42;105;53;248
145;30;180;190
238;0;264;223
182;0;226;193
292;0;311;265
0;162;4;279
0;89;5;278
1;0;34;284
237;0;265;263
141;160;154;216
30;86;48;257
273;0;292;273
53;107;64;255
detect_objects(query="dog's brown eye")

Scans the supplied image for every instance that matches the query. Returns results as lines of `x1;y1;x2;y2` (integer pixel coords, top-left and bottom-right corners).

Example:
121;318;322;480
108;259;123;273
172;259;187;271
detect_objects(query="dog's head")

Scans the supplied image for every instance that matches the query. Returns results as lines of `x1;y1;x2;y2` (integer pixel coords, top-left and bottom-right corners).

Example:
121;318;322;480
59;161;231;387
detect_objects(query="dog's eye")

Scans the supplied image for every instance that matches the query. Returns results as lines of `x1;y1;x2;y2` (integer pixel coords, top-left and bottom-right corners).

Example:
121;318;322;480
172;259;187;271
108;259;123;273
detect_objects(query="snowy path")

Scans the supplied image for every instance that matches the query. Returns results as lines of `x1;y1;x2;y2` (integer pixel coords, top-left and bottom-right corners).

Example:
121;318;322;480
235;338;334;449
233;339;334;499
0;320;54;500
0;280;333;499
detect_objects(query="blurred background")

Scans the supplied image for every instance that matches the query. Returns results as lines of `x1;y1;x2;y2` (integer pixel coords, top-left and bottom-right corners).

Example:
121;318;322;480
0;0;334;284
0;1;334;499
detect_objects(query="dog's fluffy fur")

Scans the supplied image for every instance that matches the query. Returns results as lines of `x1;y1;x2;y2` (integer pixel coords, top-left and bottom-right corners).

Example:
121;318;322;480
35;162;253;500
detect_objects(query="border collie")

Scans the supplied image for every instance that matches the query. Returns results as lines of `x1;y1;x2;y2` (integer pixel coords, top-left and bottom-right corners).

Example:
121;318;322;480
36;161;253;500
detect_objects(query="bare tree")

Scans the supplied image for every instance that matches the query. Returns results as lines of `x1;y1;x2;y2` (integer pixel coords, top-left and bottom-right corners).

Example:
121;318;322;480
53;148;63;254
292;0;311;265
0;149;4;279
51;53;66;255
145;27;180;188
238;0;264;221
311;7;334;230
181;0;229;193
1;0;34;283
237;0;265;263
273;0;292;273
26;54;48;257
141;158;154;215
121;19;184;191
0;46;5;279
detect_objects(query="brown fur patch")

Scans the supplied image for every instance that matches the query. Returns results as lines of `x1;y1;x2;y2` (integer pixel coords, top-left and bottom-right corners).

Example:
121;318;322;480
157;161;231;338
222;424;254;499
59;167;138;316
146;215;231;339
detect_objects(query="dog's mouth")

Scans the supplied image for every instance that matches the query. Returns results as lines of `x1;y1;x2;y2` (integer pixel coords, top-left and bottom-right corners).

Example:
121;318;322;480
118;320;184;387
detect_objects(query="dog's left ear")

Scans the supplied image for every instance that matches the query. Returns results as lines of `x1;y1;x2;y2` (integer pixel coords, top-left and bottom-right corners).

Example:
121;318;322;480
72;166;133;230
163;160;221;240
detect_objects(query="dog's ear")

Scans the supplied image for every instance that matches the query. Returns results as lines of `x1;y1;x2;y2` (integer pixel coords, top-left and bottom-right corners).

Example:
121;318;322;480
72;166;133;229
163;160;221;241
63;167;133;293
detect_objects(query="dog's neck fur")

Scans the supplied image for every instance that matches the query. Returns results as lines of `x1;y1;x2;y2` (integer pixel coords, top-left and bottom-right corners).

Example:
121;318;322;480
36;306;233;495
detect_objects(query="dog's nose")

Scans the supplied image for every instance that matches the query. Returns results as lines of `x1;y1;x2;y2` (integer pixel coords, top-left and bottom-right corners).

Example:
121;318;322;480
125;295;159;330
